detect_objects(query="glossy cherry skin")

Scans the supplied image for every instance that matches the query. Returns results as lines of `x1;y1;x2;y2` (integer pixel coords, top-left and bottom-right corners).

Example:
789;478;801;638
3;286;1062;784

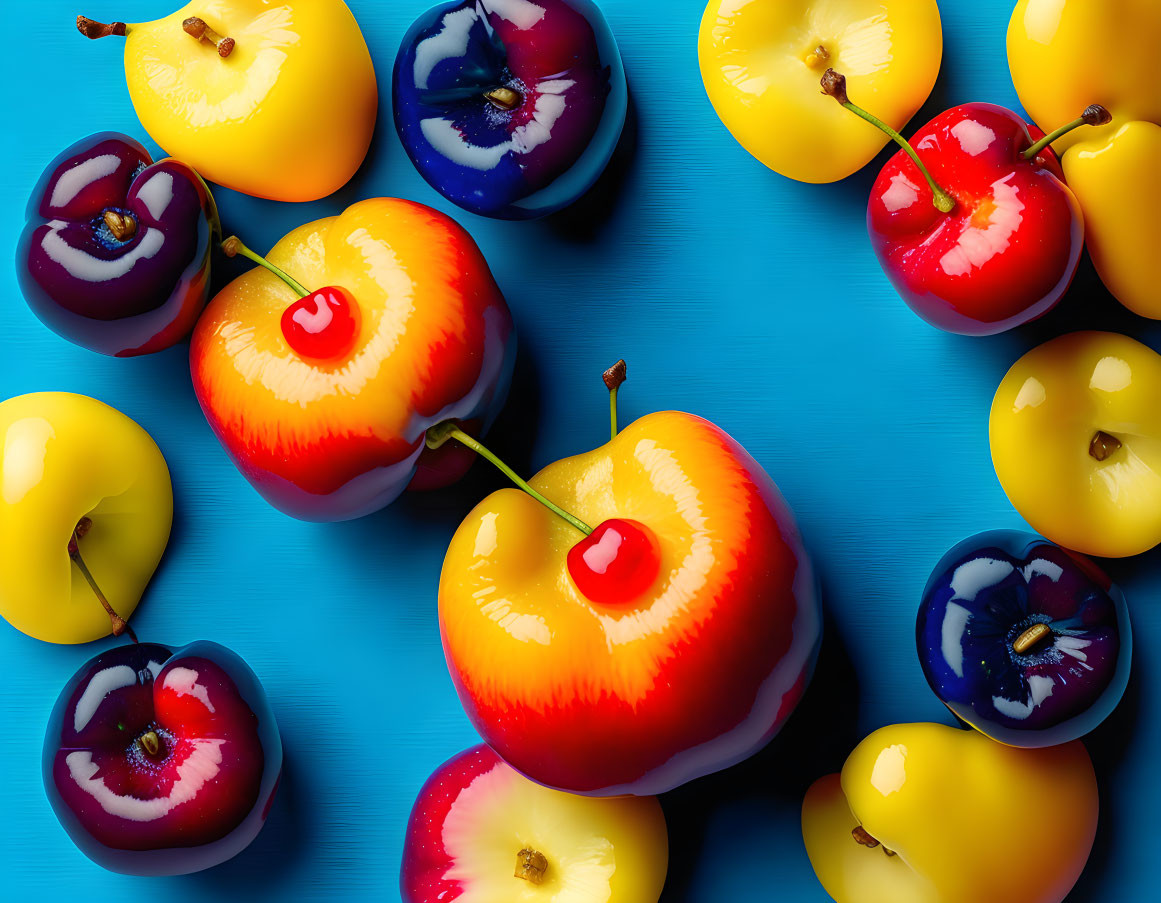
393;0;627;219
917;530;1131;747
17;133;215;356
43;641;281;875
280;286;361;361
567;518;661;605
869;104;1083;335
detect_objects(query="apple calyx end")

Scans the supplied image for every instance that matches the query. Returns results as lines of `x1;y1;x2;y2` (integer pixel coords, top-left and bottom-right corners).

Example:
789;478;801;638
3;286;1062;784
851;826;896;857
137;729;161;758
103;209;137;242
805;45;830;70
484;86;523;111
1012;622;1053;655
76;16;126;40
1089;429;1122;462
183;16;235;58
515;848;548;885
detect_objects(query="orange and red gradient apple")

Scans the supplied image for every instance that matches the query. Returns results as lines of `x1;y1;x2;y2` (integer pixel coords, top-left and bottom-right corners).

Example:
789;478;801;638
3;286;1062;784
191;198;515;521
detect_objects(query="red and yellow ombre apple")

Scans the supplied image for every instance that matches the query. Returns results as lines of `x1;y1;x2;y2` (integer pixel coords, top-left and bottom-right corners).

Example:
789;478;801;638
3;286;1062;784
401;745;667;902
190;198;515;522
438;410;820;796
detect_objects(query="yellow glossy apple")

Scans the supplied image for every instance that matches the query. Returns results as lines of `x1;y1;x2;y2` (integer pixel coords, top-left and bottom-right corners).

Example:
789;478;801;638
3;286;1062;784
0;393;172;644
698;0;943;182
78;0;377;202
802;723;1097;903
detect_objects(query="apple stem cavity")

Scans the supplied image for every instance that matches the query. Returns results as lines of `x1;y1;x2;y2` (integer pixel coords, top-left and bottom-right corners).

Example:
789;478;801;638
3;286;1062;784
1022;104;1112;160
603;359;627;441
75;16;129;40
183;16;235;58
1089;429;1122;462
821;68;956;214
221;236;310;299
484;86;523;111
425;422;594;536
69;517;138;644
515;848;549;885
103;210;137;242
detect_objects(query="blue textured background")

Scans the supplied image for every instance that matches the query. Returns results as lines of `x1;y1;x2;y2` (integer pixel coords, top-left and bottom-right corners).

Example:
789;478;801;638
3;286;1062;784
1;1;1156;900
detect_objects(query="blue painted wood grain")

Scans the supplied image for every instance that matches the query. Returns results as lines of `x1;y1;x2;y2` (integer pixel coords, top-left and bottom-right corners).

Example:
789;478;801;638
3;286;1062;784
0;1;1157;900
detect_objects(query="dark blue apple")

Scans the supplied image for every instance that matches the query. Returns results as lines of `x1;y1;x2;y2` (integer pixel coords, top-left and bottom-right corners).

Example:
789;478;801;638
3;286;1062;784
392;0;627;219
917;530;1130;747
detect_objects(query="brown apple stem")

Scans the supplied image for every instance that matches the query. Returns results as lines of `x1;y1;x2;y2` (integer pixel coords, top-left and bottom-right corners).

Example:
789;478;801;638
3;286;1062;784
515;848;548;885
183;16;235;58
851;826;896;857
1013;622;1053;655
69;518;138;643
603;359;627;440
76;16;128;39
103;210;137;242
484;86;522;111
1089;430;1122;462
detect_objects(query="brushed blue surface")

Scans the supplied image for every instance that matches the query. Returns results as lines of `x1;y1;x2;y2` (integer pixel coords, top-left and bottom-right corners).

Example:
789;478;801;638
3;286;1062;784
0;1;1156;900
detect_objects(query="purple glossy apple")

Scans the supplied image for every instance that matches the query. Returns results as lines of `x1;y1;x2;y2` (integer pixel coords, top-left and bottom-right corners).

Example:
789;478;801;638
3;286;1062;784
17;132;216;356
43;640;280;875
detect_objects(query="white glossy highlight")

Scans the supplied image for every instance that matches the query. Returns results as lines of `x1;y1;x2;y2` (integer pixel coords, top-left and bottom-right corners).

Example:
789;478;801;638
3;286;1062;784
939;176;1025;277
2;417;54;505
49;154;121;209
73;665;138;734
940;601;971;678
870;744;907;797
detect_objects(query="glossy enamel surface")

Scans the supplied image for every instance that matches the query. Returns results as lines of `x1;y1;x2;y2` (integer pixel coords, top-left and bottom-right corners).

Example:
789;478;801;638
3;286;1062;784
918;530;1130;746
802;723;1098;903
43;640;281;875
439;411;820;796
393;0;627;219
17;132;213;356
0;393;172;644
190;197;515;522
698;0;942;183
121;0;377;202
401;745;667;902
990;332;1161;558
1009;0;1161;318
868;103;1082;335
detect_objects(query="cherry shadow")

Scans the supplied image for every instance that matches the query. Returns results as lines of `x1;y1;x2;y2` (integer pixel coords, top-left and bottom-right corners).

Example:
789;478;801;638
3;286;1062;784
659;594;858;901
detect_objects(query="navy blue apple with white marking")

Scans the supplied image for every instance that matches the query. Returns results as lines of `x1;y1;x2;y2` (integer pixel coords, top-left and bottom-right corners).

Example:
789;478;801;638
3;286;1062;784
392;0;627;219
917;530;1130;747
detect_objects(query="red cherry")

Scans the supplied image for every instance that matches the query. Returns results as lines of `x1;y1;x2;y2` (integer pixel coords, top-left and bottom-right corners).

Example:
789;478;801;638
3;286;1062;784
280;286;359;361
567;518;661;605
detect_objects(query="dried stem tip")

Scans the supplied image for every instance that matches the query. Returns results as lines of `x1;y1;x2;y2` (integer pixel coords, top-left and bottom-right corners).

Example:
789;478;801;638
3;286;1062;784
852;826;880;849
1082;104;1112;127
76;16;127;39
515;848;548;885
183;16;235;57
819;68;849;105
603;359;627;392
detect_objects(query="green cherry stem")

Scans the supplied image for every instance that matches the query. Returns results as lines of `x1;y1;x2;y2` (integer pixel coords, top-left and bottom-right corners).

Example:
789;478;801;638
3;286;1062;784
425;422;593;536
221;235;310;299
603;359;627;442
69;517;138;644
1022;104;1112;160
820;68;956;214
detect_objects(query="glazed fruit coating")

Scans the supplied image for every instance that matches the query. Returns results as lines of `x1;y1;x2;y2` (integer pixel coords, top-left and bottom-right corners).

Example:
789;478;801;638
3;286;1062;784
43;641;281;875
17;132;214;356
917;530;1130;746
393;0;627;219
439;411;820;796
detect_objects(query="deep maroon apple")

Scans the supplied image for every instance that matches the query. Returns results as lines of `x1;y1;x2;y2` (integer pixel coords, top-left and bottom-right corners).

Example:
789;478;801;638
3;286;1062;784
43;640;280;875
17;132;216;356
917;530;1131;747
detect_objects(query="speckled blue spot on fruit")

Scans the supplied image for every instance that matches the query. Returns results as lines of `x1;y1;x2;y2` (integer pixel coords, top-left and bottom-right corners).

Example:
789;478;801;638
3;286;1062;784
392;0;627;220
917;530;1131;747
